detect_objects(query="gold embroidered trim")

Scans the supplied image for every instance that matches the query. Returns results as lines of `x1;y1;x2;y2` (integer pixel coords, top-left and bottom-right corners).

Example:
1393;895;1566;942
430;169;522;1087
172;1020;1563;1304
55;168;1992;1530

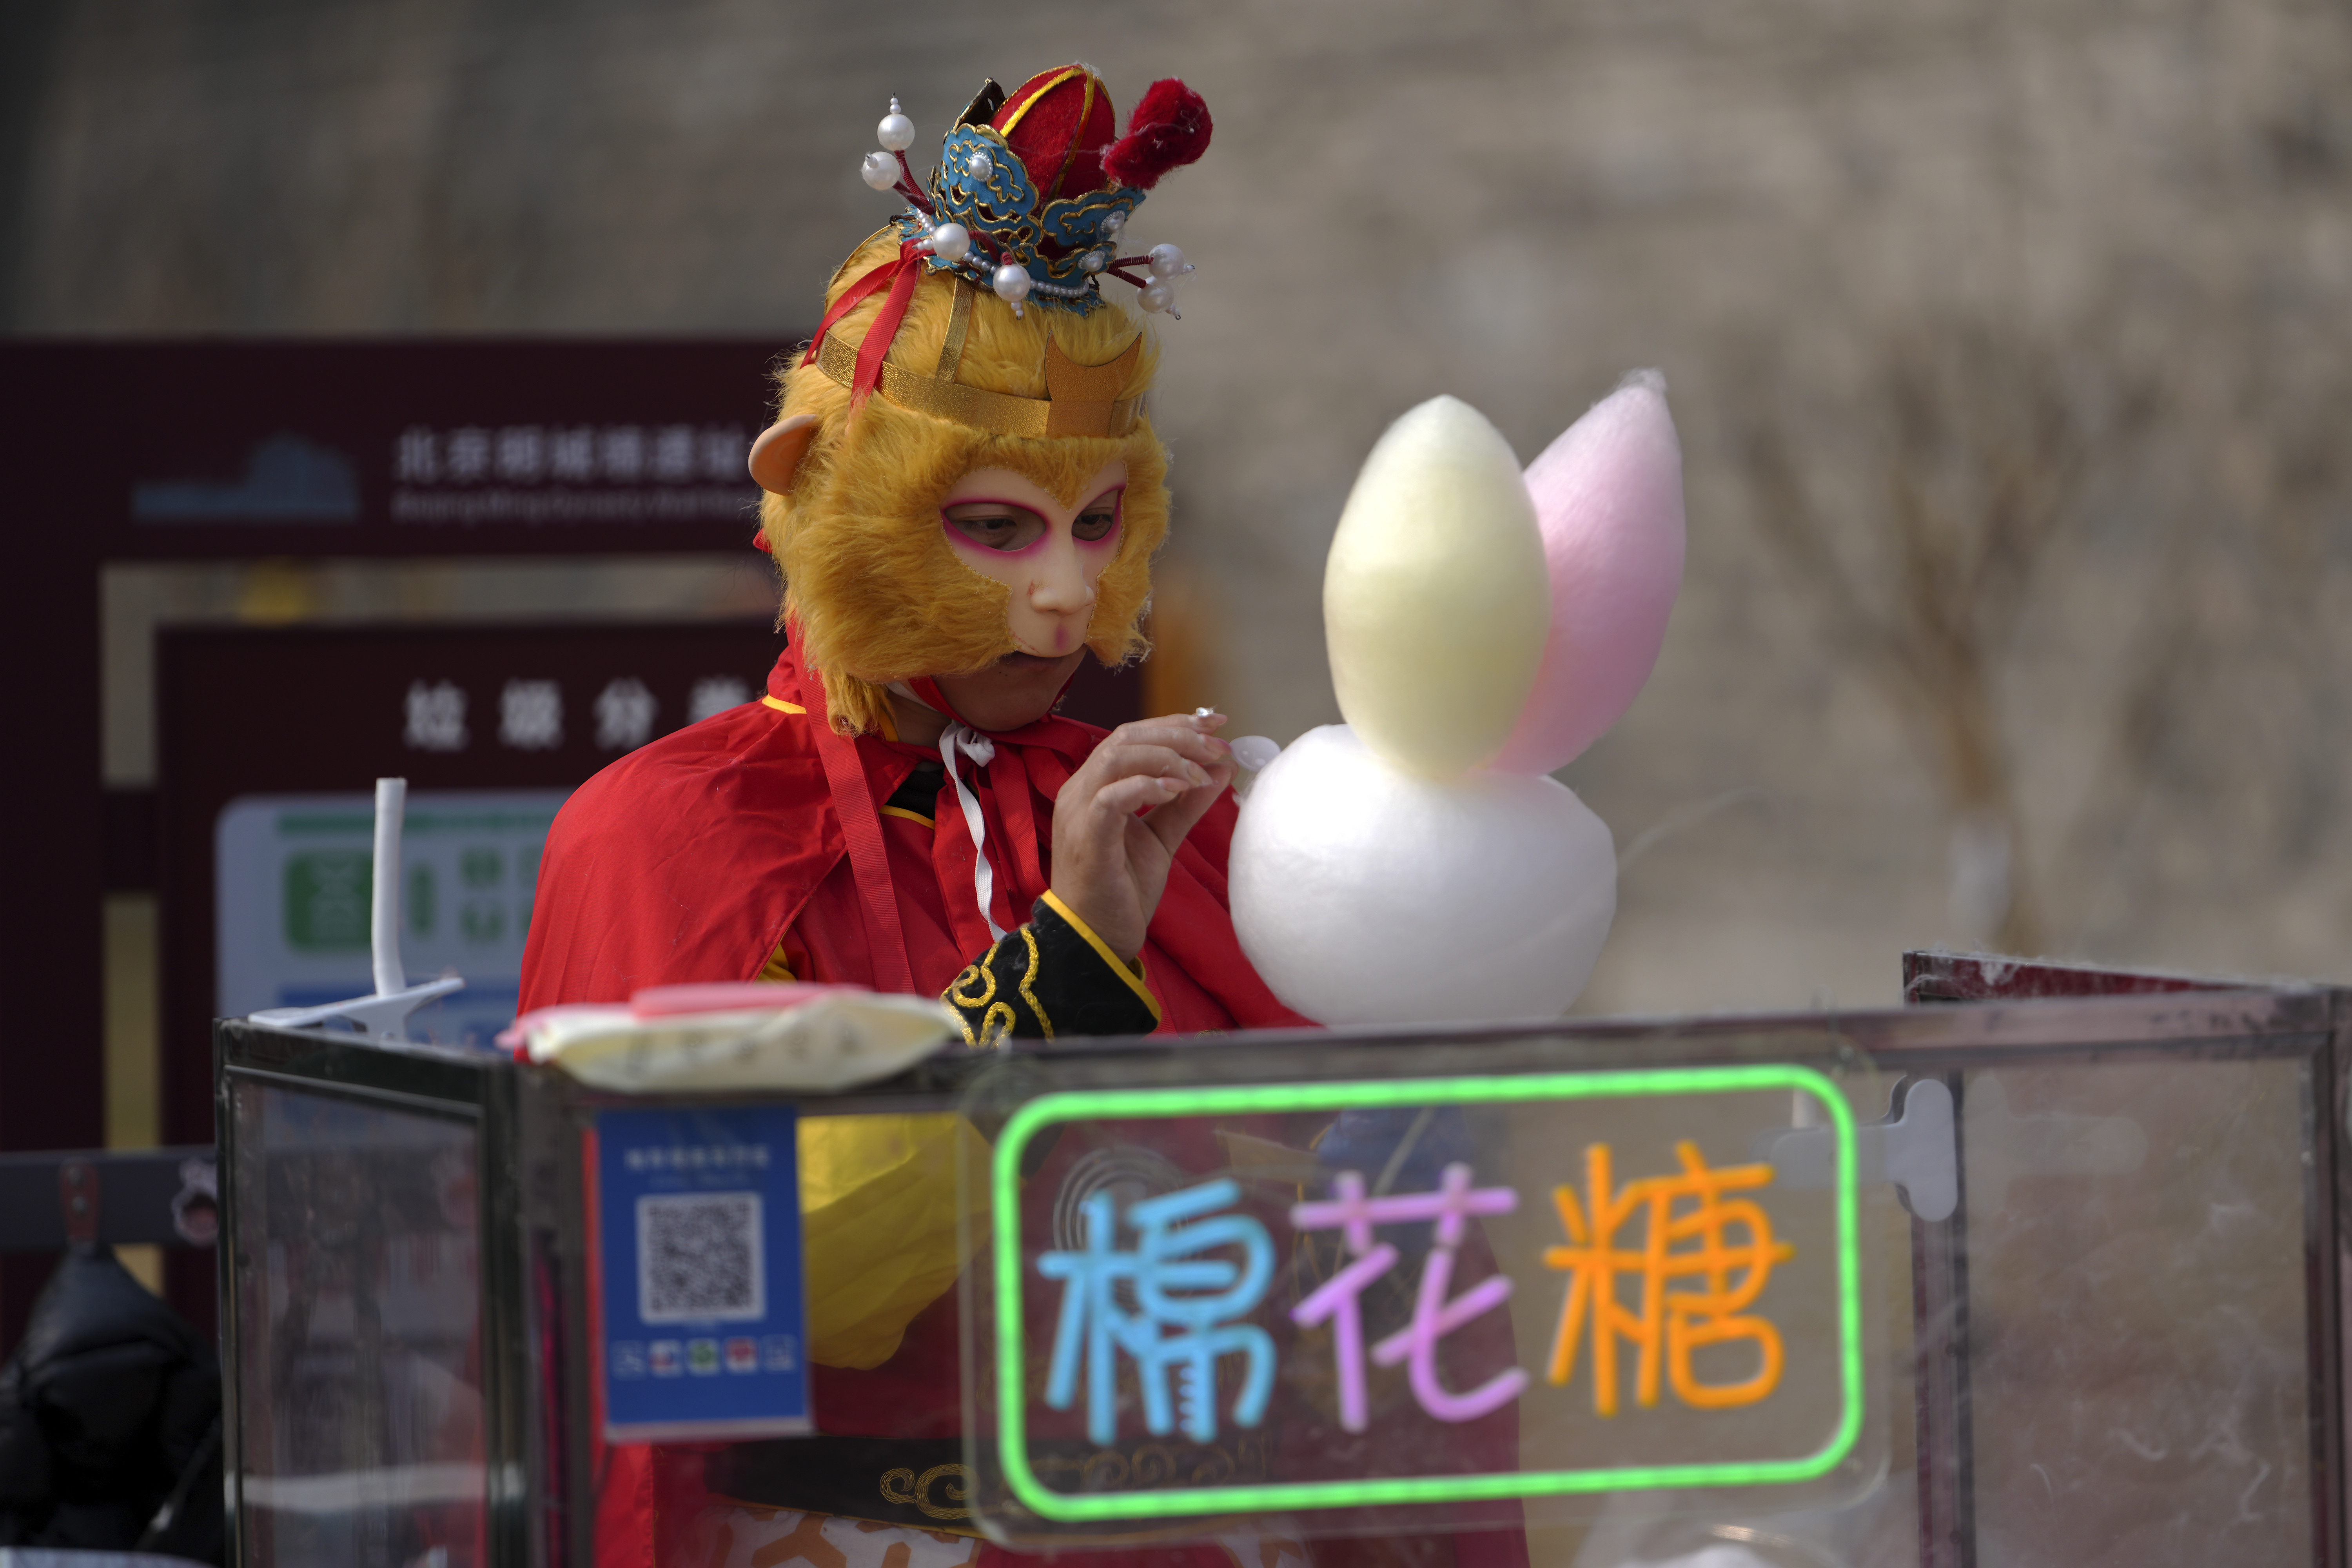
760;695;805;714
878;1462;974;1521
948;958;996;1011
1016;923;1051;1041
1040;889;1161;1023
948;946;1003;1048
878;805;936;828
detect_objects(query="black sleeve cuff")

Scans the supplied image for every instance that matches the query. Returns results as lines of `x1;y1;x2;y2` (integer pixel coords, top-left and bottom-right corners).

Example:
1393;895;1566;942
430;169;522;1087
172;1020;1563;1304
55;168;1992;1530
942;893;1163;1046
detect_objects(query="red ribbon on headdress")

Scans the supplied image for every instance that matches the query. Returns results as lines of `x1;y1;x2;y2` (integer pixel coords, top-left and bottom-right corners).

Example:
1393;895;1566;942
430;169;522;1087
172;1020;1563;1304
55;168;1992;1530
801;238;927;412
760;239;929;554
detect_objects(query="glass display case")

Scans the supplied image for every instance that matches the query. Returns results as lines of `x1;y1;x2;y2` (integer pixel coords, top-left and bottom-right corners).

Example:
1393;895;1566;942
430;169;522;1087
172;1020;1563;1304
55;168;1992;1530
216;961;2352;1568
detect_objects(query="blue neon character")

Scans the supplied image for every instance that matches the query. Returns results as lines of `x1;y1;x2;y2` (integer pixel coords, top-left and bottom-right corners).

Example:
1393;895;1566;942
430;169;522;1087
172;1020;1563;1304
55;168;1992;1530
1038;1177;1277;1445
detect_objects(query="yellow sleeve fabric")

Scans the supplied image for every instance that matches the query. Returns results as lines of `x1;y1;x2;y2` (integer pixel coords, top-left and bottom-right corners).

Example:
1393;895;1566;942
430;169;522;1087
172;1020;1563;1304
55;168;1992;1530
755;935;982;1370
797;1113;991;1370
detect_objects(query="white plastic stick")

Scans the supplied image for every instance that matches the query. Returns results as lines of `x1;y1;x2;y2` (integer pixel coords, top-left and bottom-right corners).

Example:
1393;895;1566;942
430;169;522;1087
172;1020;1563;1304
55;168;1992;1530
250;775;465;1042
372;777;407;997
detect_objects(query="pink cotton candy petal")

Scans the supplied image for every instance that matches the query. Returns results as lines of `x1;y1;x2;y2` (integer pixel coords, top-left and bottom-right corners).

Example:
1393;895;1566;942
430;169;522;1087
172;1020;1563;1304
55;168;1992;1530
1488;370;1686;776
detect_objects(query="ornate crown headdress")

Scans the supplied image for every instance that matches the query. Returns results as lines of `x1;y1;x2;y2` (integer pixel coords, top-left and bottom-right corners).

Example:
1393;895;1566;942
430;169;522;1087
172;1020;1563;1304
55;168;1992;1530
802;67;1209;413
864;67;1207;318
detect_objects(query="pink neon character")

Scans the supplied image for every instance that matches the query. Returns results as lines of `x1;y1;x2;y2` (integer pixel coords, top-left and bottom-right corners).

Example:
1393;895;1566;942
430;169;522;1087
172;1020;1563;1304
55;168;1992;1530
1289;1162;1530;1432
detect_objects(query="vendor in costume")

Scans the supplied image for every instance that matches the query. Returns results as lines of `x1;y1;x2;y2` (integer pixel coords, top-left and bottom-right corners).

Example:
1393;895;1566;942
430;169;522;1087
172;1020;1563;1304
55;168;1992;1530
520;64;1522;1568
523;63;1297;1054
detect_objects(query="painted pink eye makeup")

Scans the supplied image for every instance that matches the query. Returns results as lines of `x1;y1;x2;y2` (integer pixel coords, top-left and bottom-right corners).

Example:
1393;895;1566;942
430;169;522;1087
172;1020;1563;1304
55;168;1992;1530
941;500;1049;555
1071;486;1125;548
940;487;1125;556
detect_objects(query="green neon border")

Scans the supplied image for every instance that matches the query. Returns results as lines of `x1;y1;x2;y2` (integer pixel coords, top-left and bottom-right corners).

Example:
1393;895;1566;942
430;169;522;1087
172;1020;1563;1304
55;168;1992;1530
989;1065;1864;1523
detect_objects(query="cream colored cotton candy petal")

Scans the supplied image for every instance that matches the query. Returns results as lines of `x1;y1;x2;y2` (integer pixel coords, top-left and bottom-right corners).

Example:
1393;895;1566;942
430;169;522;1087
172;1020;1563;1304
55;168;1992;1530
1324;396;1552;779
1230;725;1617;1024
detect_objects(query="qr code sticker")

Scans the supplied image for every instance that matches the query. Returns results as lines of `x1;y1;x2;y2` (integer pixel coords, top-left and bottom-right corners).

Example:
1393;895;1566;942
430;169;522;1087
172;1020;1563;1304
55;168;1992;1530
637;1191;766;1323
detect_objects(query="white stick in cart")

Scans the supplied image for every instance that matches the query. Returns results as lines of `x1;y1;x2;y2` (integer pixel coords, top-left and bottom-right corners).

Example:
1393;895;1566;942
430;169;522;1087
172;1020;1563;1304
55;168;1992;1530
249;776;463;1042
371;775;407;998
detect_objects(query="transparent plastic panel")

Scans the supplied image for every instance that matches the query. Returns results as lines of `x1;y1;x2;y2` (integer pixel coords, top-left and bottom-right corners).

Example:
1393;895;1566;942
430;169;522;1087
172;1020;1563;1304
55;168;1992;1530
231;1082;488;1568
957;1054;1905;1554
1958;1058;2314;1568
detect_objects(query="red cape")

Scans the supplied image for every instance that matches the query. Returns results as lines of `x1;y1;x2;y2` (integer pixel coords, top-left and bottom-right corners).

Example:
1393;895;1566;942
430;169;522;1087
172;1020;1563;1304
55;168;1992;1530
520;644;1310;1033
522;645;1337;1567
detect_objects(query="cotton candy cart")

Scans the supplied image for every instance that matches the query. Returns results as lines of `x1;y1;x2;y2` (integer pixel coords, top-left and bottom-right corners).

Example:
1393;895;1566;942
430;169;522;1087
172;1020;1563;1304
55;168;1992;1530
215;956;2352;1568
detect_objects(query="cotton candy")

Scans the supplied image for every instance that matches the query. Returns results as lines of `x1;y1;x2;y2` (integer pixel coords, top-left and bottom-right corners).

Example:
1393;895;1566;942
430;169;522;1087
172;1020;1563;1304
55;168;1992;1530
1489;370;1686;775
1323;396;1552;780
1230;726;1616;1025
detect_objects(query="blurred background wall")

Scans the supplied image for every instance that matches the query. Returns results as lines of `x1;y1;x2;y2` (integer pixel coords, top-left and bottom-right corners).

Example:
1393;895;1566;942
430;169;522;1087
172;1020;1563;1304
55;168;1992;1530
6;0;2348;1086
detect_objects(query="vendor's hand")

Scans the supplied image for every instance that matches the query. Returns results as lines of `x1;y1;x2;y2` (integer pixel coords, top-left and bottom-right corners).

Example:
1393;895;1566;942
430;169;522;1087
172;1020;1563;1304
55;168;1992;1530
1050;712;1236;962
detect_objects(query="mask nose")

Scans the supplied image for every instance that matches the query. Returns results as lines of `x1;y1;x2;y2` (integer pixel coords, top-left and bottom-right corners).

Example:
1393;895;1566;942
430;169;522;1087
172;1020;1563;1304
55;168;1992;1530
1028;535;1097;620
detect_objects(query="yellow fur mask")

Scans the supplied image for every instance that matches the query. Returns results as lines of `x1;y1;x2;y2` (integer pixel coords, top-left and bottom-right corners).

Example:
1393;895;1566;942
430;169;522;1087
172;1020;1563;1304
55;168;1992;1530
760;229;1167;735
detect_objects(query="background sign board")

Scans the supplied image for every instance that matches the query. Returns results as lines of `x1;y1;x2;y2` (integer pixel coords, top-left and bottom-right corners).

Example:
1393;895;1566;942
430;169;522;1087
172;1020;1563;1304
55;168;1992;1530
5;338;801;1356
24;339;792;557
216;790;572;1049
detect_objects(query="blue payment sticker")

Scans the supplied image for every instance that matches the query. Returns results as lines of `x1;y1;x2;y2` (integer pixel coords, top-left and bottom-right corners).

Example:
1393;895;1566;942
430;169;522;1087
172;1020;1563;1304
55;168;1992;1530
595;1106;811;1441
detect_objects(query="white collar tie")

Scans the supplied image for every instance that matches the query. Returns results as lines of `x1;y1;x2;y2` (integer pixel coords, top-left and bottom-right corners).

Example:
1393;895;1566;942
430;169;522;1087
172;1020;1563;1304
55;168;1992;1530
938;721;1006;942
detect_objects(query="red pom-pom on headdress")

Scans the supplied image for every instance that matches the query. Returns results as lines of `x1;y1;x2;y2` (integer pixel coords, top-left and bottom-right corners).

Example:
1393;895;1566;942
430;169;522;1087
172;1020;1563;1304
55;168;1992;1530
1102;79;1212;191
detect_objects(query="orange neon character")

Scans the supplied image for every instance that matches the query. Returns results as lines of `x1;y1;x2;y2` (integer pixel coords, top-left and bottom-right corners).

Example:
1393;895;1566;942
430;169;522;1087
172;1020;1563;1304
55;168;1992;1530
1544;1141;1795;1415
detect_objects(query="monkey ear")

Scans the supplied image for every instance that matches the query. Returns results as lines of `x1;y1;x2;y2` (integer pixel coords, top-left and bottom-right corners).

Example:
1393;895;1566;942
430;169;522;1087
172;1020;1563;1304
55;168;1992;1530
748;414;820;494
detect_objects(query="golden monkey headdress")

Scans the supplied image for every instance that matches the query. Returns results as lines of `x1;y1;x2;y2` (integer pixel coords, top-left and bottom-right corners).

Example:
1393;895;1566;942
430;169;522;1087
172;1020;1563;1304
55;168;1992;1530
748;65;1212;735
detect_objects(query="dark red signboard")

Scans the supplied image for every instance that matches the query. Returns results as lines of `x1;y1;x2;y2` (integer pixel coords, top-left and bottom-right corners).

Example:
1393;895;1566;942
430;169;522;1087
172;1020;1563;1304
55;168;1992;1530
16;338;790;558
4;337;800;1347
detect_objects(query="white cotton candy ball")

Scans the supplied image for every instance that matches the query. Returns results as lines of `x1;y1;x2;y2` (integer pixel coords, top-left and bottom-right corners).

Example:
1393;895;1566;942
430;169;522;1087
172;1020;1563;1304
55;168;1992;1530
1230;725;1617;1025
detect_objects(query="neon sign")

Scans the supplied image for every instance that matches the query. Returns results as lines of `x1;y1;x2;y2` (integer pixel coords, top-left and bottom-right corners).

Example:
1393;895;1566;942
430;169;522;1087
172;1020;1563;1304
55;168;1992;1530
990;1065;1864;1523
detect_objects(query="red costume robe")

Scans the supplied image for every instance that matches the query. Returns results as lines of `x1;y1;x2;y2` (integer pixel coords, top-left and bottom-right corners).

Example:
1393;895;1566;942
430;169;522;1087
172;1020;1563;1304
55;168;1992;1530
519;645;1525;1568
521;645;1300;1028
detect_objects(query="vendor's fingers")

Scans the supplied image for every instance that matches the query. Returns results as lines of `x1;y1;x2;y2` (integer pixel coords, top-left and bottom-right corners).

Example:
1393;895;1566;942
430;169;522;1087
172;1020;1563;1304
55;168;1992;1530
1109;717;1233;763
1095;772;1190;819
1098;730;1230;777
1142;760;1236;850
1094;732;1230;778
1087;741;1216;792
1148;708;1229;732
